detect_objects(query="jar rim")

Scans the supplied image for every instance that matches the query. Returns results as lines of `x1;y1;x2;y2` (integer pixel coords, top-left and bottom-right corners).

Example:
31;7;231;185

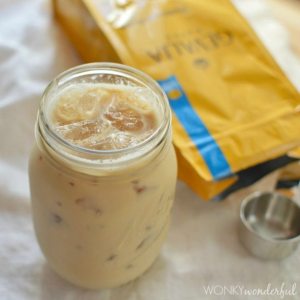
38;62;171;166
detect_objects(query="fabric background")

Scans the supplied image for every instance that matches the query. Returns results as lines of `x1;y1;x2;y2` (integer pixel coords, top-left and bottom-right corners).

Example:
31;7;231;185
0;0;299;299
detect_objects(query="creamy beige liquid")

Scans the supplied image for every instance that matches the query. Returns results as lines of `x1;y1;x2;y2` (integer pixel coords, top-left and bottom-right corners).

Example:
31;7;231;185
29;82;177;289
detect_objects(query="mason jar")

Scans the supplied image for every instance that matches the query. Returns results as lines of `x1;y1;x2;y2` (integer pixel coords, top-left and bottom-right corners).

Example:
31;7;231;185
28;63;177;289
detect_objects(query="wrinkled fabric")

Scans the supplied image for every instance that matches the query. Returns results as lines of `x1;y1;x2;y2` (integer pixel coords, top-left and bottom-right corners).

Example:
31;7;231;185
0;0;299;299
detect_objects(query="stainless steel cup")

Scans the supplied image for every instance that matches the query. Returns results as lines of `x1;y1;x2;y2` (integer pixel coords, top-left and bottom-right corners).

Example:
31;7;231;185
239;191;300;260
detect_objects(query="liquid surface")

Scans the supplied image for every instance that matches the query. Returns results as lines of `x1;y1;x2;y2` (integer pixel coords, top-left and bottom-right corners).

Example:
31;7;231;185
50;84;159;150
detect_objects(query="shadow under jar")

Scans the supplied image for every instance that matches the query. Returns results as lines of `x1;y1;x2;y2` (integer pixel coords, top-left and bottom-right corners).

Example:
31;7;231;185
28;63;177;289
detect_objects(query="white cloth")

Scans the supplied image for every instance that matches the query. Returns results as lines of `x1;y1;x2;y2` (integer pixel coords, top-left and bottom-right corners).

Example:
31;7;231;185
0;0;299;299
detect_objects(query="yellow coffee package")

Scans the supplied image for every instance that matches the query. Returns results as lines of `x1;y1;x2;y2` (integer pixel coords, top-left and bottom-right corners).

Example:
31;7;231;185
274;160;300;199
53;0;300;200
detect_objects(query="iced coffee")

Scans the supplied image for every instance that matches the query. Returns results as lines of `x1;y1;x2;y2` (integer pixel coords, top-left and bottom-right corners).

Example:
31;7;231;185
29;63;177;289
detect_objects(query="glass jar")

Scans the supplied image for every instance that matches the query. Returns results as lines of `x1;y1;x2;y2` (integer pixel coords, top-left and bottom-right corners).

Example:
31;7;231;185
28;63;177;289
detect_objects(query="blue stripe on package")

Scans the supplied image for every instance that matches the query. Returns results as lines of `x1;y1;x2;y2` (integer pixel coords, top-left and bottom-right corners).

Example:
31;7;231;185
158;76;231;180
